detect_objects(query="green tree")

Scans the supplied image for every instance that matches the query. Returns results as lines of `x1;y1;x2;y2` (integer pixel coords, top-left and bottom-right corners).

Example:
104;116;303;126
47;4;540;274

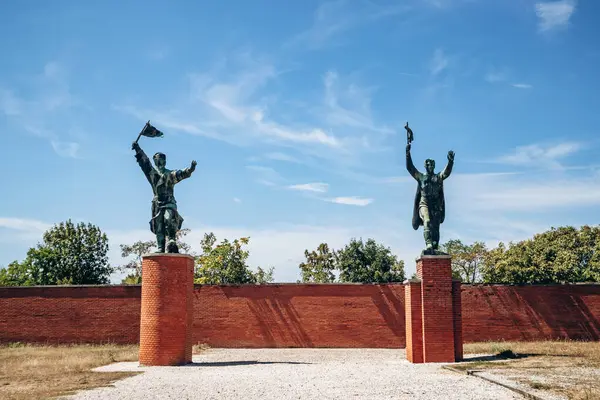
119;240;155;284
441;239;487;283
299;243;336;283
336;238;405;283
0;220;113;286
482;225;600;284
0;260;36;286
118;228;194;284
194;232;274;284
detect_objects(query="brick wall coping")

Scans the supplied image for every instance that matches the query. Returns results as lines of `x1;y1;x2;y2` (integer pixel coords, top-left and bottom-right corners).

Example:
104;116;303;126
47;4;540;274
2;282;600;290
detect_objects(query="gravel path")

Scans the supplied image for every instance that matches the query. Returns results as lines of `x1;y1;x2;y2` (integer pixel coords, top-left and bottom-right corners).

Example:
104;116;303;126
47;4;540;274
67;349;522;400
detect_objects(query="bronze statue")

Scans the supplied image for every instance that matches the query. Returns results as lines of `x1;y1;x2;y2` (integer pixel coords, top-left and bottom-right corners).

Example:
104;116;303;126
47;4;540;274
132;122;196;253
405;122;454;255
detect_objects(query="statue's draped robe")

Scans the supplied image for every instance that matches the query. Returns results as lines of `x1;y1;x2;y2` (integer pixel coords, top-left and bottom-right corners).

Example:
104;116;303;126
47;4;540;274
407;151;451;231
134;149;192;234
412;179;445;230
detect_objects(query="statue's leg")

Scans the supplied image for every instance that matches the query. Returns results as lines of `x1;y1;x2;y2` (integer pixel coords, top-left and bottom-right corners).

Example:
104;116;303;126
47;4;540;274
155;212;166;253
431;220;440;250
420;206;433;251
164;209;179;253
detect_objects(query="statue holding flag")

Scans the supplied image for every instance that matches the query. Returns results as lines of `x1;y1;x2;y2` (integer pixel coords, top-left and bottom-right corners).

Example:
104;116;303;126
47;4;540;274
405;122;455;255
132;121;197;253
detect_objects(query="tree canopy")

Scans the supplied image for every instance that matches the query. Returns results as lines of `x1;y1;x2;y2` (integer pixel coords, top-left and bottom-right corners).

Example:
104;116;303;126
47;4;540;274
441;239;487;283
0;220;112;286
299;238;405;283
194;232;274;284
482;225;600;284
299;243;336;283
118;228;193;284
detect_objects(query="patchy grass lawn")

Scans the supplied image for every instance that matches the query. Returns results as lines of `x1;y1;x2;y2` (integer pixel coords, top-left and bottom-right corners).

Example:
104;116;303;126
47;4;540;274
0;343;139;400
461;341;600;400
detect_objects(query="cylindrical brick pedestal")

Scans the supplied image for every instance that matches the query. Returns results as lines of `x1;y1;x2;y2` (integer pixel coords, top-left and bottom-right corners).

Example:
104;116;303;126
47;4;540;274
139;253;194;366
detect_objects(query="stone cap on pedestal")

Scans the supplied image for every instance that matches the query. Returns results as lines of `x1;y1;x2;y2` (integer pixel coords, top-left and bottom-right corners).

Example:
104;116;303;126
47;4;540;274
403;278;421;284
415;254;452;262
142;253;195;260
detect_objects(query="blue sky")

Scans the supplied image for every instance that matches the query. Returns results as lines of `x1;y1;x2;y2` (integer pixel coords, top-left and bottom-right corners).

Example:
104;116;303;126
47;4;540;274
1;0;599;281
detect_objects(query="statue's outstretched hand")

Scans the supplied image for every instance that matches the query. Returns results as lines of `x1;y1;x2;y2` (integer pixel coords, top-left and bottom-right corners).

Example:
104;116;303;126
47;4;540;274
448;150;455;162
132;142;140;151
190;160;197;172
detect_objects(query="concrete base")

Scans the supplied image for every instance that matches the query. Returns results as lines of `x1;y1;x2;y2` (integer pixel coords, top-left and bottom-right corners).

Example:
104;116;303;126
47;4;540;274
139;253;194;366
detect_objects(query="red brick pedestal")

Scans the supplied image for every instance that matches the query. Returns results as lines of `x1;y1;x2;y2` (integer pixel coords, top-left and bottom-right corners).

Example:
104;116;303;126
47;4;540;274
139;253;194;366
404;255;463;363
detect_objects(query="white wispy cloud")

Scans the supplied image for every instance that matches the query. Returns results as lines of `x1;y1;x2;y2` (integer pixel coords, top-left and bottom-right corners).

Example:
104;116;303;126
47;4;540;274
286;0;409;50
496;142;581;169
0;61;82;158
511;83;533;89
326;196;373;206
245;165;285;187
429;48;449;76
264;152;300;163
51;141;80;159
485;71;506;83
535;0;577;32
233;198;242;204
0;89;22;116
117;52;341;151
322;70;392;137
288;183;330;193
0;217;50;233
117;51;394;170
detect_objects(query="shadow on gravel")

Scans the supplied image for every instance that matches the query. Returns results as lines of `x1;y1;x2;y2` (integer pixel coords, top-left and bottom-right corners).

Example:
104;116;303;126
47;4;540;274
183;361;312;367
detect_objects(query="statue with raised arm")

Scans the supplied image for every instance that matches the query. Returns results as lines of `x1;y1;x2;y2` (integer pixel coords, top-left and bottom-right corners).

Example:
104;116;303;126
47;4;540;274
404;122;455;255
131;124;196;253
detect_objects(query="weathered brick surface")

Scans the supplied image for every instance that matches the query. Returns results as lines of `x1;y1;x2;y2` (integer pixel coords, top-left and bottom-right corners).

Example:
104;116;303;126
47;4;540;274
452;280;463;361
193;284;406;348
0;285;140;344
139;254;194;366
404;280;423;363
2;283;600;347
417;256;455;362
461;284;600;342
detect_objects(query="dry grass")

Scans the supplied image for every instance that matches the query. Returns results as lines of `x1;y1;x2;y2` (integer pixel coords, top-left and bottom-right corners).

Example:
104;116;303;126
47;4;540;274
461;341;600;400
0;343;139;400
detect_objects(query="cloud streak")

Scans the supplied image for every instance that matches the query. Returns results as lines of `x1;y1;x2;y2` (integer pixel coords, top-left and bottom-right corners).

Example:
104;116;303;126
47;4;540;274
495;142;581;169
288;183;330;193
286;0;409;50
429;48;449;76
326;196;373;206
0;62;82;158
535;0;577;32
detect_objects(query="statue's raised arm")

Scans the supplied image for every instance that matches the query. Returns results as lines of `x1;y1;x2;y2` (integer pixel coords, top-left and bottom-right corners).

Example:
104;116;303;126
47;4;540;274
132;141;155;185
440;150;455;180
173;160;197;184
406;143;422;180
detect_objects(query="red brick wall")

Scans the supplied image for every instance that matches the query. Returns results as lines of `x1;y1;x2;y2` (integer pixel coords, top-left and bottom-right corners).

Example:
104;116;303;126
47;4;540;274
193;284;406;348
2;284;600;346
461;284;600;342
0;286;141;344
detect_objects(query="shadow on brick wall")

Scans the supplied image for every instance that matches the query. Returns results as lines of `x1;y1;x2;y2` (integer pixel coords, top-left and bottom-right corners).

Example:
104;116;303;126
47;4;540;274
193;284;405;348
462;285;600;342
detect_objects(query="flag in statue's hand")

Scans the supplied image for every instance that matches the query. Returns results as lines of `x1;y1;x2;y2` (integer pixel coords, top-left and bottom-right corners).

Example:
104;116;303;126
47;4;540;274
140;121;164;138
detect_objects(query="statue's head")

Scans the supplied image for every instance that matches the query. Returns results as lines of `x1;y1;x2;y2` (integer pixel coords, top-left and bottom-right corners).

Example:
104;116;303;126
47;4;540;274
424;159;435;174
153;152;166;168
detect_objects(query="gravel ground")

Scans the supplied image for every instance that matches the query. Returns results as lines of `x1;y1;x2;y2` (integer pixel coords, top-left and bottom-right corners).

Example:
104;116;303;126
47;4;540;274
66;349;522;400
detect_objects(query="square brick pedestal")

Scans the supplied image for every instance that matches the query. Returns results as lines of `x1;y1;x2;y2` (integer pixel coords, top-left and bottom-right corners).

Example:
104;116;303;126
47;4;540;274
405;255;463;363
